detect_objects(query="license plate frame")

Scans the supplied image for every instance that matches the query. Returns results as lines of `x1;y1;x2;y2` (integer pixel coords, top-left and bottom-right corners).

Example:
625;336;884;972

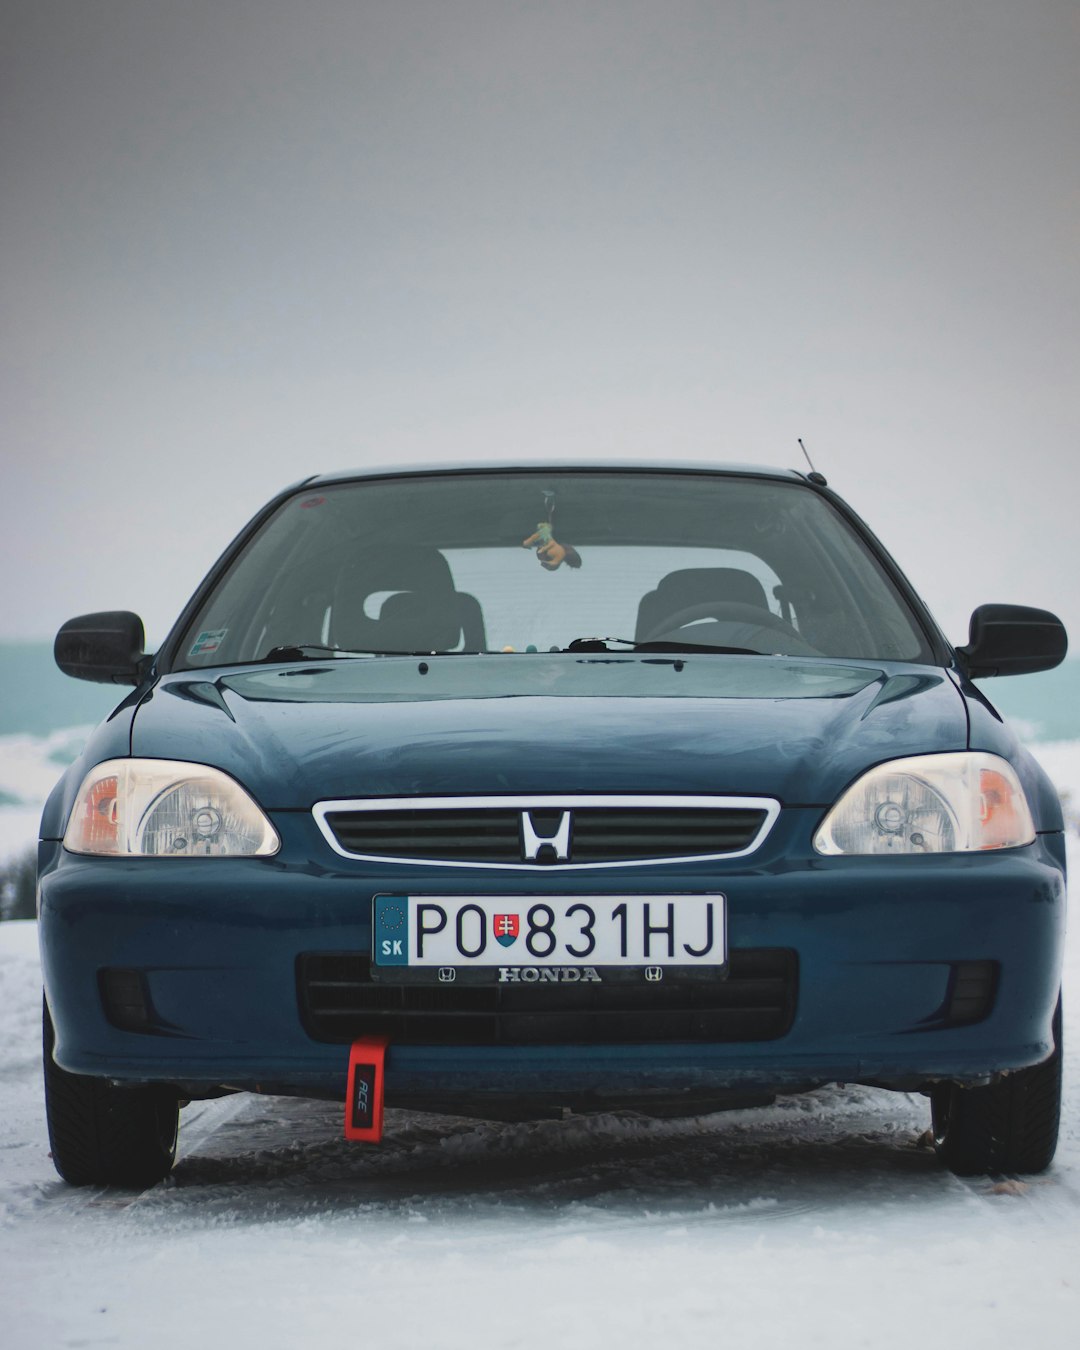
370;893;727;983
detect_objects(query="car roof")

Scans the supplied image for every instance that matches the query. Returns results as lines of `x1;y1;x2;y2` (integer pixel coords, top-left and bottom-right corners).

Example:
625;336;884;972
303;460;810;488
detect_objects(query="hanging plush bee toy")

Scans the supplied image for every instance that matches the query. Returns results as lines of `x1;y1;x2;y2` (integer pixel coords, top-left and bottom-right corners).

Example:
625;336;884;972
522;489;582;571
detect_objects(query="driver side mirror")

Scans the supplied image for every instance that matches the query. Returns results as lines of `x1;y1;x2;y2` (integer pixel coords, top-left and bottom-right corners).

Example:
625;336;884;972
54;611;147;684
957;604;1067;678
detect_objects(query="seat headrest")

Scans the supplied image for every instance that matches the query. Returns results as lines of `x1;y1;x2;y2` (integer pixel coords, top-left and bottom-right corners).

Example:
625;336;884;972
349;547;456;596
635;567;770;640
375;590;463;651
332;547;463;651
654;568;769;609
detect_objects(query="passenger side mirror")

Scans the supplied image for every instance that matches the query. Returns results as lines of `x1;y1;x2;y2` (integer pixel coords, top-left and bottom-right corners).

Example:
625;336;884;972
54;611;147;684
957;604;1067;678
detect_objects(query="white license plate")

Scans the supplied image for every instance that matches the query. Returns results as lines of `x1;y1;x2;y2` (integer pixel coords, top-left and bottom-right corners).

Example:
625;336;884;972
372;894;726;968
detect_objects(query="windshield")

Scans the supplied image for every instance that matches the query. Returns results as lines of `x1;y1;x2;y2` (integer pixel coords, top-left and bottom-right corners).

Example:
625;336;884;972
172;471;933;668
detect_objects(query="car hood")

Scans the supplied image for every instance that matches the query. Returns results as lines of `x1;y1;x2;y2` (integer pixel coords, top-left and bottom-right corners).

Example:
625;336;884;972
131;655;967;809
131;655;968;809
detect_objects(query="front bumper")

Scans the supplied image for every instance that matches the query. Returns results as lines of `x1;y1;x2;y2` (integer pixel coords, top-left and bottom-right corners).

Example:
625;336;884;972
37;811;1066;1105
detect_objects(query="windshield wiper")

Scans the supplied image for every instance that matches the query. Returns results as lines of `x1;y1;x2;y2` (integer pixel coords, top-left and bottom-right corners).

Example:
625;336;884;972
258;644;483;662
259;645;344;661
563;636;763;655
259;644;382;662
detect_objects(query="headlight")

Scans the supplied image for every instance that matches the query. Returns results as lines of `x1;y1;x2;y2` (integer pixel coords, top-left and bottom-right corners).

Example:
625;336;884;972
813;752;1035;855
64;759;280;857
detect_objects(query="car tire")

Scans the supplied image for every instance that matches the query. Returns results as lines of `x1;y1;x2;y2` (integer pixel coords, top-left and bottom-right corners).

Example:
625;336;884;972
931;995;1062;1177
43;998;179;1188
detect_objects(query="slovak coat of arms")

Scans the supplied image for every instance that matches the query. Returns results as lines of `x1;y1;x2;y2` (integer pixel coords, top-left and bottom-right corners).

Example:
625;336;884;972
493;913;520;947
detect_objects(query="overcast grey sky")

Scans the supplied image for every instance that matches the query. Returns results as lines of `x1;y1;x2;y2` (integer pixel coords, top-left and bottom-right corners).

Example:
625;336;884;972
3;0;1077;649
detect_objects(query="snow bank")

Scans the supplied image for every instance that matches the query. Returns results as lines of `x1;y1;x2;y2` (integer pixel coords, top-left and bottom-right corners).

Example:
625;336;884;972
1029;740;1080;828
0;726;93;805
0;726;93;862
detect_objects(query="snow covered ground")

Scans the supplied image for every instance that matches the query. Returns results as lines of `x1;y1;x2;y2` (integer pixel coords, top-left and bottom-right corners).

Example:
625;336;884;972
1;736;1077;1347
0;829;1077;1342
2;879;1079;1348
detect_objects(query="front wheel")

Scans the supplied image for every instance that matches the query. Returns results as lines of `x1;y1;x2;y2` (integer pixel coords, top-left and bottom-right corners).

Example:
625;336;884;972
43;998;179;1187
931;996;1062;1176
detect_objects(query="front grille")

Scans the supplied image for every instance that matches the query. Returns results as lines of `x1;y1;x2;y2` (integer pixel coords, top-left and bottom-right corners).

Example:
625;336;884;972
329;807;523;862
297;949;797;1045
316;797;775;867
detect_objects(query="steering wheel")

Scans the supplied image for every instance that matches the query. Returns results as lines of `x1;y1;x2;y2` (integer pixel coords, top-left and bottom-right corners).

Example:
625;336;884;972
641;600;820;653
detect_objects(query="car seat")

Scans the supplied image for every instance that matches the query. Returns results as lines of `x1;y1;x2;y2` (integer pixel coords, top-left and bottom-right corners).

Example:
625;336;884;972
333;547;487;651
635;567;771;642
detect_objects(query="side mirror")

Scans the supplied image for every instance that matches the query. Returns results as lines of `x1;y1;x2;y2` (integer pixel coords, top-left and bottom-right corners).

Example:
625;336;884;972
957;604;1068;679
54;611;147;685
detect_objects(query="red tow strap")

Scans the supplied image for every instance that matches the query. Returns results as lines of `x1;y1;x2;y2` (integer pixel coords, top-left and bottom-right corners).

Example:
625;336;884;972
345;1036;389;1142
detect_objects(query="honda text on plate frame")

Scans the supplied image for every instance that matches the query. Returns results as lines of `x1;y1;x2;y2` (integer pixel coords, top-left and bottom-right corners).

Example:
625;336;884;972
38;461;1068;1187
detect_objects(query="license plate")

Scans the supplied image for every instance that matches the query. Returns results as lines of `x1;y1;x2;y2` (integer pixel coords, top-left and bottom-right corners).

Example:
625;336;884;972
372;894;726;971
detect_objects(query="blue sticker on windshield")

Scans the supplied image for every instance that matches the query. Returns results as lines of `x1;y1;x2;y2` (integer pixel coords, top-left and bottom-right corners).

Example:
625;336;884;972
189;628;228;657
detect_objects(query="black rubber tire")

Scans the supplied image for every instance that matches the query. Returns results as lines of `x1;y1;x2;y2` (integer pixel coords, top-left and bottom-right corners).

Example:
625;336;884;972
43;998;179;1188
932;996;1062;1177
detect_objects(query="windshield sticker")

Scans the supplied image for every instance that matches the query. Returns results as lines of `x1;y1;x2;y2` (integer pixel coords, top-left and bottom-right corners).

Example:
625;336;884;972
300;496;326;510
189;628;228;657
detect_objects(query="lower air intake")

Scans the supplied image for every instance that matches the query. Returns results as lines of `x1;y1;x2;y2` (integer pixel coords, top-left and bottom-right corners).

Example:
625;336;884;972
297;948;797;1045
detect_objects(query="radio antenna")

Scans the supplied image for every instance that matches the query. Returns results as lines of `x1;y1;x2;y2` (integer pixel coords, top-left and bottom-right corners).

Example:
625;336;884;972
797;438;828;486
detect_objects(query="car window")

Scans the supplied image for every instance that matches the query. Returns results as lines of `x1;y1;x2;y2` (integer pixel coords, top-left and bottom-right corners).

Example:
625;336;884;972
172;472;933;667
442;545;784;652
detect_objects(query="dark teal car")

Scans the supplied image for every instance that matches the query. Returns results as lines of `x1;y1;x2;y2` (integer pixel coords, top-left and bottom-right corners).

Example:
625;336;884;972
38;464;1068;1186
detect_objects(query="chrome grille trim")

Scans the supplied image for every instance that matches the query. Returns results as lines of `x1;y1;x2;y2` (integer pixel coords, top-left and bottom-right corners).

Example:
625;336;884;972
312;794;781;870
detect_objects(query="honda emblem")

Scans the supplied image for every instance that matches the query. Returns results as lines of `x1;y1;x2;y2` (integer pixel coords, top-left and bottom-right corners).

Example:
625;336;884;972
521;810;572;862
